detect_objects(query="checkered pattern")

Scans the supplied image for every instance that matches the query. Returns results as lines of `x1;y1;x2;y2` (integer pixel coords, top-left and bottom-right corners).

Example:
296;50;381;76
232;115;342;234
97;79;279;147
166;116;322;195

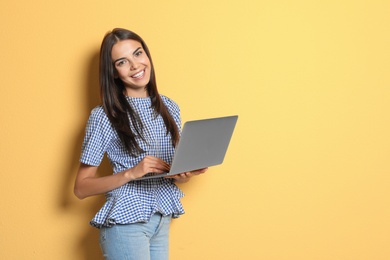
80;95;185;228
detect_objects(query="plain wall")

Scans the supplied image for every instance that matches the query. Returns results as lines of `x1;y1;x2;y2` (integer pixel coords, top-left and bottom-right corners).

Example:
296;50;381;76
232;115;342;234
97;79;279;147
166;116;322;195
1;0;389;259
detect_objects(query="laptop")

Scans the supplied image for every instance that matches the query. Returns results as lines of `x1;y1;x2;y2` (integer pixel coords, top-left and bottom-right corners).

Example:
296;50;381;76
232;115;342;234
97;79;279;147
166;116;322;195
137;115;238;180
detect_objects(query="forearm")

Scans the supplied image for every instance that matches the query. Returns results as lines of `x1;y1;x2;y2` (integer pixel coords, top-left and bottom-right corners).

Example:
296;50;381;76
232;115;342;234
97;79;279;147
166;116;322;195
74;164;134;199
74;157;171;199
75;174;126;199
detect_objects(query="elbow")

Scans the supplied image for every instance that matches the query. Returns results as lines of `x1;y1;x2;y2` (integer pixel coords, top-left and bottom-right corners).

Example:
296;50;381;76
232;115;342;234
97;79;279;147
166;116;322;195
74;186;87;200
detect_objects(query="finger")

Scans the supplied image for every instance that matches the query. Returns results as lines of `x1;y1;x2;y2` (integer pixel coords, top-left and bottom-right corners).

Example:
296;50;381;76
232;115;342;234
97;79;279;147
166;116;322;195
189;169;205;175
165;173;187;180
144;156;170;172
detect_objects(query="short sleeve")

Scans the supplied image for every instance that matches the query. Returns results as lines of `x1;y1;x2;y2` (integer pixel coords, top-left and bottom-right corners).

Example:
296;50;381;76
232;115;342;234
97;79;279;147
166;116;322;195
80;106;114;166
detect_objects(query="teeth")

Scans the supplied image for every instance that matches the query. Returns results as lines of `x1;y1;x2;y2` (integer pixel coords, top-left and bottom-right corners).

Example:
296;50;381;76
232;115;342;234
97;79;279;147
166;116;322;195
132;70;144;78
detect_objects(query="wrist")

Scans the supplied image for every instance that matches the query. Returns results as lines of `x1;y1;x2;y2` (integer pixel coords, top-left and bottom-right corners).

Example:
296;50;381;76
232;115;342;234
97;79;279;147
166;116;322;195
123;168;135;182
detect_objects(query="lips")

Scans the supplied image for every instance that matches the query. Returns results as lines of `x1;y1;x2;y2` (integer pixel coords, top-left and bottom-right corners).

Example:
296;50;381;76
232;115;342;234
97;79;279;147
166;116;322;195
131;70;145;79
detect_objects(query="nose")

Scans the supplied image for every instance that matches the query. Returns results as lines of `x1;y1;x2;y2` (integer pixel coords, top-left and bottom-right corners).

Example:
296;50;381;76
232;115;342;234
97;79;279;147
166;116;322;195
129;59;139;71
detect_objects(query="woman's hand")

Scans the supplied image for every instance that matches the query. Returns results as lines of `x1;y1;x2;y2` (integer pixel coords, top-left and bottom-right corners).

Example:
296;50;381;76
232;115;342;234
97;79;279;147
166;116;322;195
166;167;208;184
126;155;171;180
74;156;170;199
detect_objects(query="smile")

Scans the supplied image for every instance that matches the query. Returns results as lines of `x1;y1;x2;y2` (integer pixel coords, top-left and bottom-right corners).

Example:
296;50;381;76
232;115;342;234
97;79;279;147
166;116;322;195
131;70;145;79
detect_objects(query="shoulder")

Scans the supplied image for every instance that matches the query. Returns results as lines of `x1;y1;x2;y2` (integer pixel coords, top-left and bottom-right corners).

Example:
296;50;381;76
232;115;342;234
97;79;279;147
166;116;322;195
90;105;105;116
87;105;112;129
160;94;181;127
160;95;180;113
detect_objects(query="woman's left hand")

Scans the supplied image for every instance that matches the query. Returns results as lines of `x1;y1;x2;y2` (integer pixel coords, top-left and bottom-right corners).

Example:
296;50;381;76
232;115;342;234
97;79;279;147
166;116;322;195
166;167;208;183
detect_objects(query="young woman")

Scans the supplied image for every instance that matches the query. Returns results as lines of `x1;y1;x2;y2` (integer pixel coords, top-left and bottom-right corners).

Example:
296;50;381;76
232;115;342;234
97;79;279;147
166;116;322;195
74;28;207;260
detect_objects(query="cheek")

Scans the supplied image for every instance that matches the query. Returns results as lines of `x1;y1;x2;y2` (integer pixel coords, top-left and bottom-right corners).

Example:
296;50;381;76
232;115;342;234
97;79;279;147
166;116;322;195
116;70;129;80
143;56;151;66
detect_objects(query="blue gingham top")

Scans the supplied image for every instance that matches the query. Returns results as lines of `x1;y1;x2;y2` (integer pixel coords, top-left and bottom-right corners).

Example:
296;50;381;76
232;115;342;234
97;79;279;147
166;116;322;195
80;95;185;228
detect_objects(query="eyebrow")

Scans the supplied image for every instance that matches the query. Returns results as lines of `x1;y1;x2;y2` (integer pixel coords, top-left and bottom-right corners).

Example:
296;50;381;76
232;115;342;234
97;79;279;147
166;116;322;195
113;47;143;64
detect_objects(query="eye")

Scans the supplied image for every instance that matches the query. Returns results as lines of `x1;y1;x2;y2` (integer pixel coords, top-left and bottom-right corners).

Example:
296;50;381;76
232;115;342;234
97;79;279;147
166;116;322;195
134;50;143;57
116;59;128;67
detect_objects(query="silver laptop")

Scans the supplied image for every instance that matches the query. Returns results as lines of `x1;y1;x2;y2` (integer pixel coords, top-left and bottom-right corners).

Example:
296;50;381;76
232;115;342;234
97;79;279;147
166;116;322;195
137;115;238;180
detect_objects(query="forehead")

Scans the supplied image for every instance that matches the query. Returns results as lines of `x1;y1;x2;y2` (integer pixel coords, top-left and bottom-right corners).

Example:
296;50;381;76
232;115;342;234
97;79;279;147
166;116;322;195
111;39;143;59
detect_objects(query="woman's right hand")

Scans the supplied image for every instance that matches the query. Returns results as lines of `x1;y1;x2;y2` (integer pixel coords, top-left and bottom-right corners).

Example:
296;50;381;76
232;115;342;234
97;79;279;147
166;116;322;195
74;156;170;199
125;155;170;180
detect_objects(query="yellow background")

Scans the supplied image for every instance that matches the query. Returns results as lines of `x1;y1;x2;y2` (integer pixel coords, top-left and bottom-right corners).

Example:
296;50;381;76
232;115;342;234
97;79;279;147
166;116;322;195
1;0;389;259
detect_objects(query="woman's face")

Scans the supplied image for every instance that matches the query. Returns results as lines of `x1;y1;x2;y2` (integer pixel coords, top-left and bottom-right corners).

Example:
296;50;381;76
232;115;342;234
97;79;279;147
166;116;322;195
111;39;151;97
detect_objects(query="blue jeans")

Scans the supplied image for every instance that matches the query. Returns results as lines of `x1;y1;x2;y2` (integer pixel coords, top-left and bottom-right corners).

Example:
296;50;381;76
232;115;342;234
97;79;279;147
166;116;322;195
99;213;172;260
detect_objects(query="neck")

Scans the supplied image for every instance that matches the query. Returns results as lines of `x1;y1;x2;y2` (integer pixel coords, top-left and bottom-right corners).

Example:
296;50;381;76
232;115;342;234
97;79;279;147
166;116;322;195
125;87;149;98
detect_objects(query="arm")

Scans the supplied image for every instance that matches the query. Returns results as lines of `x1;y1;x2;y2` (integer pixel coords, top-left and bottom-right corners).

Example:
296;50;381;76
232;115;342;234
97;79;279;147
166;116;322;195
74;163;130;199
74;156;171;199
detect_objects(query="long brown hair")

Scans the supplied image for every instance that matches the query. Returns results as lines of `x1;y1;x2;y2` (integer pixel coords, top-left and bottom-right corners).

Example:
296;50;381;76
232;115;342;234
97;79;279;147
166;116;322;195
99;28;179;156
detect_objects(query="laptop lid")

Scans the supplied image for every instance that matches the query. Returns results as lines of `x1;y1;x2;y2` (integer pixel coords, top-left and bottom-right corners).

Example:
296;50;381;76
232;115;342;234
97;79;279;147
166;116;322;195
138;115;238;180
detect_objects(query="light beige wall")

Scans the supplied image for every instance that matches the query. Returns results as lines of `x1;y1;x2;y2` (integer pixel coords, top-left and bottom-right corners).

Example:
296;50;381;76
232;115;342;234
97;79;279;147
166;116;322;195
1;0;389;259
